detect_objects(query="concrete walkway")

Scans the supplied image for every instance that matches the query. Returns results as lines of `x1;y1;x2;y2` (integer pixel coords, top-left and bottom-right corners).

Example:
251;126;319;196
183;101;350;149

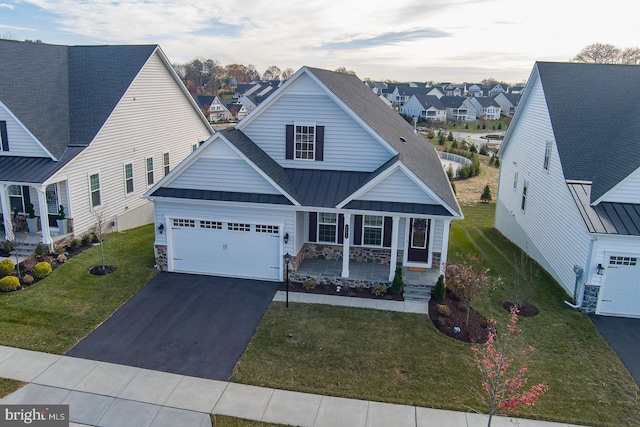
0;345;584;427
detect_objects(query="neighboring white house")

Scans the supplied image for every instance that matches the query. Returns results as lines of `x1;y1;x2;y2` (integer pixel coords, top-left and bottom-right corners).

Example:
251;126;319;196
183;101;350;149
494;93;522;117
194;95;233;122
401;94;447;123
496;61;640;318
0;40;213;249
470;97;502;120
146;66;462;283
439;96;477;121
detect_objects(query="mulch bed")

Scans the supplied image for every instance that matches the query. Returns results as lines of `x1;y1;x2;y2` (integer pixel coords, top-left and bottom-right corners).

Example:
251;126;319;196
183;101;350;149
278;281;404;301
429;290;490;343
89;265;117;276
502;301;539;317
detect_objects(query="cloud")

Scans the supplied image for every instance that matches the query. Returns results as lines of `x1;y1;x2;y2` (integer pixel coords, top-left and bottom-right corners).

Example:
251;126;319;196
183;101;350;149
0;3;15;9
320;28;450;50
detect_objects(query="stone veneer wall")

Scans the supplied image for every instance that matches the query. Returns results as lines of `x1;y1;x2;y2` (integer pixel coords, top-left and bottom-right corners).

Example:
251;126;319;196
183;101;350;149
581;285;599;314
431;252;441;269
155;245;168;271
303;243;404;265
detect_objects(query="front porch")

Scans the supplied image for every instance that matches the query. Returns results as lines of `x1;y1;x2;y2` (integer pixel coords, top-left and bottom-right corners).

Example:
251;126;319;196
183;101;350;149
0;230;73;259
289;258;441;300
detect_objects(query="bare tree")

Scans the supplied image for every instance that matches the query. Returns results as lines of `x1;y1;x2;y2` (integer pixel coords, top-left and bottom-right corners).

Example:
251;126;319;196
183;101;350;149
281;67;295;80
6;211;29;279
92;208;113;270
334;67;356;75
510;252;539;309
572;43;621;63
619;47;640;65
246;64;260;82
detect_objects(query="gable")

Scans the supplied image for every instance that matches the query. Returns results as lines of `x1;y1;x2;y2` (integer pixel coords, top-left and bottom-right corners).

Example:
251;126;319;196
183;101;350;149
239;72;394;172
356;168;438;205
0;102;52;158
166;136;281;195
596;166;640;204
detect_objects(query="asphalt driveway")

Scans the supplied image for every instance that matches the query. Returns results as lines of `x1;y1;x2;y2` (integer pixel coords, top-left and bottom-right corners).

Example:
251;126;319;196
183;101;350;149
67;272;279;381
590;315;640;387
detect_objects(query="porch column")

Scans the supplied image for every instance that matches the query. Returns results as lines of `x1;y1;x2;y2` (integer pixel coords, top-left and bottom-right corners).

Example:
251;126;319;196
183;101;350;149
388;216;401;281
341;213;351;278
35;185;53;248
440;219;452;273
0;184;14;241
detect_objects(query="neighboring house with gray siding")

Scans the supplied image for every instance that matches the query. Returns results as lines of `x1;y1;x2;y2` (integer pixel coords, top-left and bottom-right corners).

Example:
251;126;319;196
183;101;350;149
496;61;640;318
0;40;213;250
146;67;462;283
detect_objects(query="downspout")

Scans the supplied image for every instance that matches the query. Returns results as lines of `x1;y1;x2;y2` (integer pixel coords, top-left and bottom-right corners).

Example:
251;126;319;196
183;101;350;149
564;265;583;309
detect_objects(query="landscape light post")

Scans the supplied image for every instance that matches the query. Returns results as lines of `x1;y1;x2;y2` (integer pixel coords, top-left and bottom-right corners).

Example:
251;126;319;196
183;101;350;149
284;253;291;308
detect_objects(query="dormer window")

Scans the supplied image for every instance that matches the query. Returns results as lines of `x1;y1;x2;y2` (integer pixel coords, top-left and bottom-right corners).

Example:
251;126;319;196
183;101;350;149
285;124;324;161
0;121;8;151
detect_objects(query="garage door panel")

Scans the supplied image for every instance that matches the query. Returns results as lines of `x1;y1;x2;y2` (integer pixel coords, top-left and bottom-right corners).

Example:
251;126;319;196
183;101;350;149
599;256;640;318
169;219;281;281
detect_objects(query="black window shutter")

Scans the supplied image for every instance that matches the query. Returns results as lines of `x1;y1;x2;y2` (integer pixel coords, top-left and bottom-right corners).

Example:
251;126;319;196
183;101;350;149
337;214;344;244
308;212;317;242
22;186;31;213
0;121;8;151
353;215;362;245
315;126;324;161
383;217;393;247
285;125;294;159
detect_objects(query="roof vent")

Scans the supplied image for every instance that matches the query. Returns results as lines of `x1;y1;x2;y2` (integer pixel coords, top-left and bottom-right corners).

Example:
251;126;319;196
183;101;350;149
399;137;407;143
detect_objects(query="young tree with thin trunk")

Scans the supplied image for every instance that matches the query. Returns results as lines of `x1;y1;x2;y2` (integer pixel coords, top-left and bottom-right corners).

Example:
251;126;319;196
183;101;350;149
472;307;549;427
445;253;492;325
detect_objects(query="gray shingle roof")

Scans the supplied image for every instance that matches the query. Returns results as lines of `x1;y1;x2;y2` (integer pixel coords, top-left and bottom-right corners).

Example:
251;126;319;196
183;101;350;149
439;96;467;108
0;40;157;162
535;61;640;201
306;67;460;216
474;96;500;107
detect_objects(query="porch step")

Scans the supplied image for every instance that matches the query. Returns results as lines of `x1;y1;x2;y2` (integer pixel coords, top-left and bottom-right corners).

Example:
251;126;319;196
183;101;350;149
403;284;432;302
9;241;40;257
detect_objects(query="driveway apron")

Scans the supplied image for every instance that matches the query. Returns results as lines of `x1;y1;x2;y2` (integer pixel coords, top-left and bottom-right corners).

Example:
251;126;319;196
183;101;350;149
67;272;278;381
590;315;640;387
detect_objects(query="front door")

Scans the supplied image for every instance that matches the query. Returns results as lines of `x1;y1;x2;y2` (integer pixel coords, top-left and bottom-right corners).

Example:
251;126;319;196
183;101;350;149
46;184;59;228
407;218;430;263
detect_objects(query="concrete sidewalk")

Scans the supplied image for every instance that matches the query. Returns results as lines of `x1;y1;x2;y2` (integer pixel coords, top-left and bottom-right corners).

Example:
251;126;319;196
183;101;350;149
0;345;584;427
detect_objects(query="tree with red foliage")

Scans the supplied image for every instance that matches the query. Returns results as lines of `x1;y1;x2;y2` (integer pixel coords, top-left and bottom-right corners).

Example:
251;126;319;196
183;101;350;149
472;307;549;426
446;253;492;325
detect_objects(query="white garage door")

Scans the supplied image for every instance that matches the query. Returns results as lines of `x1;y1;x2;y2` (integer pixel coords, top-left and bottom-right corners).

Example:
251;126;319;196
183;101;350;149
169;218;281;281
598;255;640;318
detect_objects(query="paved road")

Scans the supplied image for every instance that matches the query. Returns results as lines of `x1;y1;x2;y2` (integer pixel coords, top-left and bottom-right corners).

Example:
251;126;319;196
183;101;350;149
590;315;640;387
67;272;278;381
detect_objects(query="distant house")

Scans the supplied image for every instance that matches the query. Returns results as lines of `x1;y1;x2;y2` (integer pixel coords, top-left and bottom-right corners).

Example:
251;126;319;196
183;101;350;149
401;95;447;122
486;83;507;97
225;102;249;120
494;93;522;117
0;40;213;249
496;61;640;318
195;95;233;121
465;84;484;97
441;84;463;97
439;96;477;121
469;97;502;120
145;66;462;283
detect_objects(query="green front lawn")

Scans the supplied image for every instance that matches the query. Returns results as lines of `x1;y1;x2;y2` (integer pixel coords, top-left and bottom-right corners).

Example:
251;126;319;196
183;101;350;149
233;204;639;427
0;225;157;354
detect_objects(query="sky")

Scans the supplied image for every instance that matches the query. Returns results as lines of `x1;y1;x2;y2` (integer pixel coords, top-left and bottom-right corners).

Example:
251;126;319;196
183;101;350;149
1;0;638;83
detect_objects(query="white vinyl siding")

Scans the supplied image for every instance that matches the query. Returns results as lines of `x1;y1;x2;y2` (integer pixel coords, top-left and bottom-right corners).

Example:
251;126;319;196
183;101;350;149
49;51;213;236
167;138;281;194
597;167;640;203
241;74;393;171
495;72;592;297
0;104;51;158
357;169;437;205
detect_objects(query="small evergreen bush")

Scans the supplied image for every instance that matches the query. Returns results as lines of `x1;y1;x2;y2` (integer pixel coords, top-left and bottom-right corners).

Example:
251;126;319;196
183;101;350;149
22;275;34;285
34;244;46;257
0;276;20;292
34;262;52;279
0;259;15;277
433;275;446;301
481;185;492;203
391;266;404;294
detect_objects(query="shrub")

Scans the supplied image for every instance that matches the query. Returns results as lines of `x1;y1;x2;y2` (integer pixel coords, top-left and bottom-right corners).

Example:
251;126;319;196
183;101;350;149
447;132;454;142
494;157;501;168
22;275;34;285
303;279;317;290
34;244;46;257
479;145;488;156
371;283;388;296
3;241;13;253
481;184;492;203
0;259;15;277
391;266;404;294
0;276;20;292
56;254;68;263
433;275;446;301
437;304;451;316
81;233;93;246
67;239;79;250
34;262;52;279
426;129;435;139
